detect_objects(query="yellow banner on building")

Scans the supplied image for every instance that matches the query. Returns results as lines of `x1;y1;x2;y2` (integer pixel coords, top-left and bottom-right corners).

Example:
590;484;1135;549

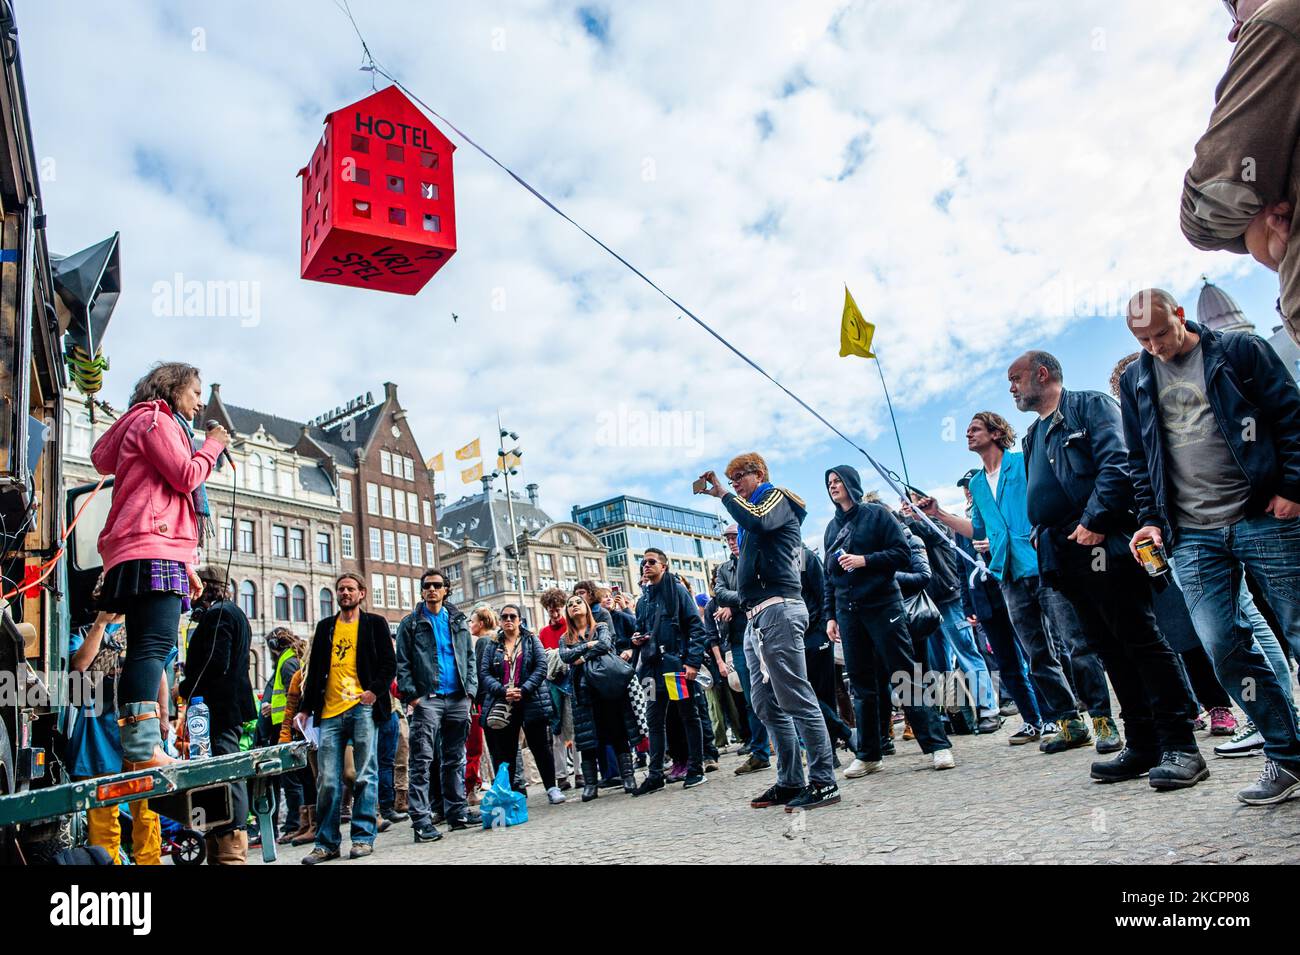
461;462;484;484
455;438;481;461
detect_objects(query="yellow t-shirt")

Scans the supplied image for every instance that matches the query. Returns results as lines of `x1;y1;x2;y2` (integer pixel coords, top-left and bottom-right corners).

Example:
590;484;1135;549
322;618;361;720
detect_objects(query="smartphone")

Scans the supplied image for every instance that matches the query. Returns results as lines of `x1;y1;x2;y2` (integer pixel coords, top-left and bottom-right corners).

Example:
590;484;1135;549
611;584;621;596
691;476;710;494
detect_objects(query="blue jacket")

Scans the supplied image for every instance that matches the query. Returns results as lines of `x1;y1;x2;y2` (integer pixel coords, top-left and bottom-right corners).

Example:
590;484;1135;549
395;601;477;705
968;450;1038;582
1120;322;1300;543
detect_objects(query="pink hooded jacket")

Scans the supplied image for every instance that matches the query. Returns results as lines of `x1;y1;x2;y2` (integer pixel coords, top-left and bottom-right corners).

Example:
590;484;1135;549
91;400;223;572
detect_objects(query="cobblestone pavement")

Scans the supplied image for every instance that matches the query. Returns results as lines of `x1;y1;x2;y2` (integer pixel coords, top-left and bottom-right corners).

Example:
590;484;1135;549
262;719;1300;865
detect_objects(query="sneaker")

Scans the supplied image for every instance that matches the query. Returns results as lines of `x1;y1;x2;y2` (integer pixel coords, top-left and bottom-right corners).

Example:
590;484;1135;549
750;783;801;808
382;808;410;824
737;744;752;757
666;762;688;783
844;758;882;778
546;786;567;804
1237;759;1300;805
1213;720;1264;758
1090;746;1159;783
1041;717;1091;754
632;775;665;797
1008;723;1039;746
683;773;708;789
785;781;841;812
1208;707;1237;737
301;846;340;865
1193;710;1209;731
348;843;374;859
932;749;956;771
448;809;483;830
880;739;896;756
734;755;771;775
413;825;443;843
976;715;1003;734
703;759;719;773
1148;750;1210;790
999;700;1020;717
1093;716;1122;754
377;818;392;833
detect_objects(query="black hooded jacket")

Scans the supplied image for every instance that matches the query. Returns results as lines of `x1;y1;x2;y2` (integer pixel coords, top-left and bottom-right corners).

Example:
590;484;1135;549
821;465;912;619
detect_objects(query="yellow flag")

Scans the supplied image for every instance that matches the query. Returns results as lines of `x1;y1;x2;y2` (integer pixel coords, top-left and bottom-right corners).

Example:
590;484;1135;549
455;438;480;461
496;452;521;470
839;286;875;359
427;453;445;472
461;462;484;484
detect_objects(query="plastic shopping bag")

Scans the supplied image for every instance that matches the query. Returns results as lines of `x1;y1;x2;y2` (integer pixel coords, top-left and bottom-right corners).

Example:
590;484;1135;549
481;763;529;830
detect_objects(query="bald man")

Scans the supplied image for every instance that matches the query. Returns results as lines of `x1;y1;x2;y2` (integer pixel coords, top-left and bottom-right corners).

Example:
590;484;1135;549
1120;289;1300;805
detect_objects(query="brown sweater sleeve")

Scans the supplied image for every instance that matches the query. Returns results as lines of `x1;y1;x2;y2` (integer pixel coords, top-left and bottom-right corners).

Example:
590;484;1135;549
1181;13;1300;253
279;669;304;744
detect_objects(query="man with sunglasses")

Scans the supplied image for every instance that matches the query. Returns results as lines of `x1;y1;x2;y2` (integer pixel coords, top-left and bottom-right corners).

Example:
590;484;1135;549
396;568;480;842
697;452;840;811
1183;0;1300;347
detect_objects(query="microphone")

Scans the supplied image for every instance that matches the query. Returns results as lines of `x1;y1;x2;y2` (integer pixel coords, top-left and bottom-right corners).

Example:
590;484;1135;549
205;419;235;469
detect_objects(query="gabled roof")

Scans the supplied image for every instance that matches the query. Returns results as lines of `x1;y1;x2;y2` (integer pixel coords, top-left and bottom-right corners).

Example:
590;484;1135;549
438;490;555;551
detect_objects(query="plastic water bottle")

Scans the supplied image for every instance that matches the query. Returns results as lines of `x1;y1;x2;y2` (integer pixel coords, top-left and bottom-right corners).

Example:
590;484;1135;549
187;697;211;760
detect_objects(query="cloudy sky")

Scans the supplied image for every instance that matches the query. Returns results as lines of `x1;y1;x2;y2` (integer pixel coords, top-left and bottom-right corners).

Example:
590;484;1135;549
24;0;1286;543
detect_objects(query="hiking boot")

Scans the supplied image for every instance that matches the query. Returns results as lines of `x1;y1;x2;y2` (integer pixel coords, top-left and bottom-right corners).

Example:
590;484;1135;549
751;783;800;808
1090;746;1158;783
845;758;882;778
348;843;373;859
1041;717;1091;754
932;749;956;771
785;782;840;812
301;846;340;865
1008;723;1039;746
1238;759;1300;805
632;775;665;797
1093;716;1122;754
1208;707;1237;737
734;755;771;775
1214;720;1264;758
1148;750;1209;790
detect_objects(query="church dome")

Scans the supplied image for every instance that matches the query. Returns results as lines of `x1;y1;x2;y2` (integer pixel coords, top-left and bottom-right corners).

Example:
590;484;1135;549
1196;276;1253;334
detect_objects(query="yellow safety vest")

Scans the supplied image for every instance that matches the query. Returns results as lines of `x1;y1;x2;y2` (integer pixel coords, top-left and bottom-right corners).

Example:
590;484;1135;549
270;648;296;724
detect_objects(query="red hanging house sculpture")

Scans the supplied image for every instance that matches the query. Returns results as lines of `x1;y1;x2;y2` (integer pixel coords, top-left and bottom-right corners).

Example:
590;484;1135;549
298;85;457;295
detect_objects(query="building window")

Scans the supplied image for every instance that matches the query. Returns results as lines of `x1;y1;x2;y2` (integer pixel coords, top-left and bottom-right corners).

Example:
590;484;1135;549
272;525;287;558
404;457;415;481
371;573;386;608
394;490;407;522
274;583;290;620
341;525;354;559
422;499;433;526
386;575;399;608
289;528;305;561
585;557;601;577
319;588;334;618
447;563;462;581
239;580;257;618
381;450;392;475
317;531;332;564
399;577;413;610
278;468;294;498
339;479;352;511
562;555;578;574
381;486;394;518
397;533;409;565
292;585;308;622
383;530;396;562
247;453;263;492
536;554;553;573
220;517;233;551
425;541;435;566
407;492;419;522
369;527;382;561
366;482;379;515
238;520;256;553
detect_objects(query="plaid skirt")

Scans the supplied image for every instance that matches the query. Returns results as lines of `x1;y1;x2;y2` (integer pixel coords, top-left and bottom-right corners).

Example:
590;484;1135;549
98;559;189;613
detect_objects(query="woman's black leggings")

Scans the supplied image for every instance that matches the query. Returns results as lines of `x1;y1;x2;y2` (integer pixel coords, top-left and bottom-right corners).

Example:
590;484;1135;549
119;592;183;705
485;714;556;792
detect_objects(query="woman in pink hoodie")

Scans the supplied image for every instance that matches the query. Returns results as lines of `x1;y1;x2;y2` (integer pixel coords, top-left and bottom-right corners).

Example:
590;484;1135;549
91;362;229;769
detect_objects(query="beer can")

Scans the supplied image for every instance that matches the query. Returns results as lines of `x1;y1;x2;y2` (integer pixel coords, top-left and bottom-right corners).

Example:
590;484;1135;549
1135;538;1169;577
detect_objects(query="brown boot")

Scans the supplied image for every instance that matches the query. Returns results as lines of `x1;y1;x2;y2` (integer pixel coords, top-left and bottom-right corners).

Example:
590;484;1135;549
291;807;317;846
394;788;408;814
278;807;308;845
213;830;248;865
118;702;178;770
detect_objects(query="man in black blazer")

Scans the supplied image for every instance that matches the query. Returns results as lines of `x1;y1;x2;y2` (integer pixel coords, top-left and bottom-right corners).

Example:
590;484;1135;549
299;573;396;864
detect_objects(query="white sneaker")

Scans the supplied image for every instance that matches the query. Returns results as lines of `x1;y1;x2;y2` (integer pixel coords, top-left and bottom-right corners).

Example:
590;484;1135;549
546;786;567;804
932;749;956;771
845;758;882;778
1213;720;1264;758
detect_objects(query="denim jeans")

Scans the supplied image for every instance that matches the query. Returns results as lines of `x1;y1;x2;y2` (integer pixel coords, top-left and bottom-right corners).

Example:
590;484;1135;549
1237;585;1296;708
999;576;1082;722
315;704;378;852
1171;515;1300;767
929;598;998;715
408;694;471;826
730;637;771;760
1039;585;1112;718
978;608;1042;726
745;598;837;787
376;710;399;812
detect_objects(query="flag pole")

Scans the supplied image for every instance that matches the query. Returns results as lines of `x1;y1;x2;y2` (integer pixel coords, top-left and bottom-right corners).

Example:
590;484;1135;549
872;350;912;489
